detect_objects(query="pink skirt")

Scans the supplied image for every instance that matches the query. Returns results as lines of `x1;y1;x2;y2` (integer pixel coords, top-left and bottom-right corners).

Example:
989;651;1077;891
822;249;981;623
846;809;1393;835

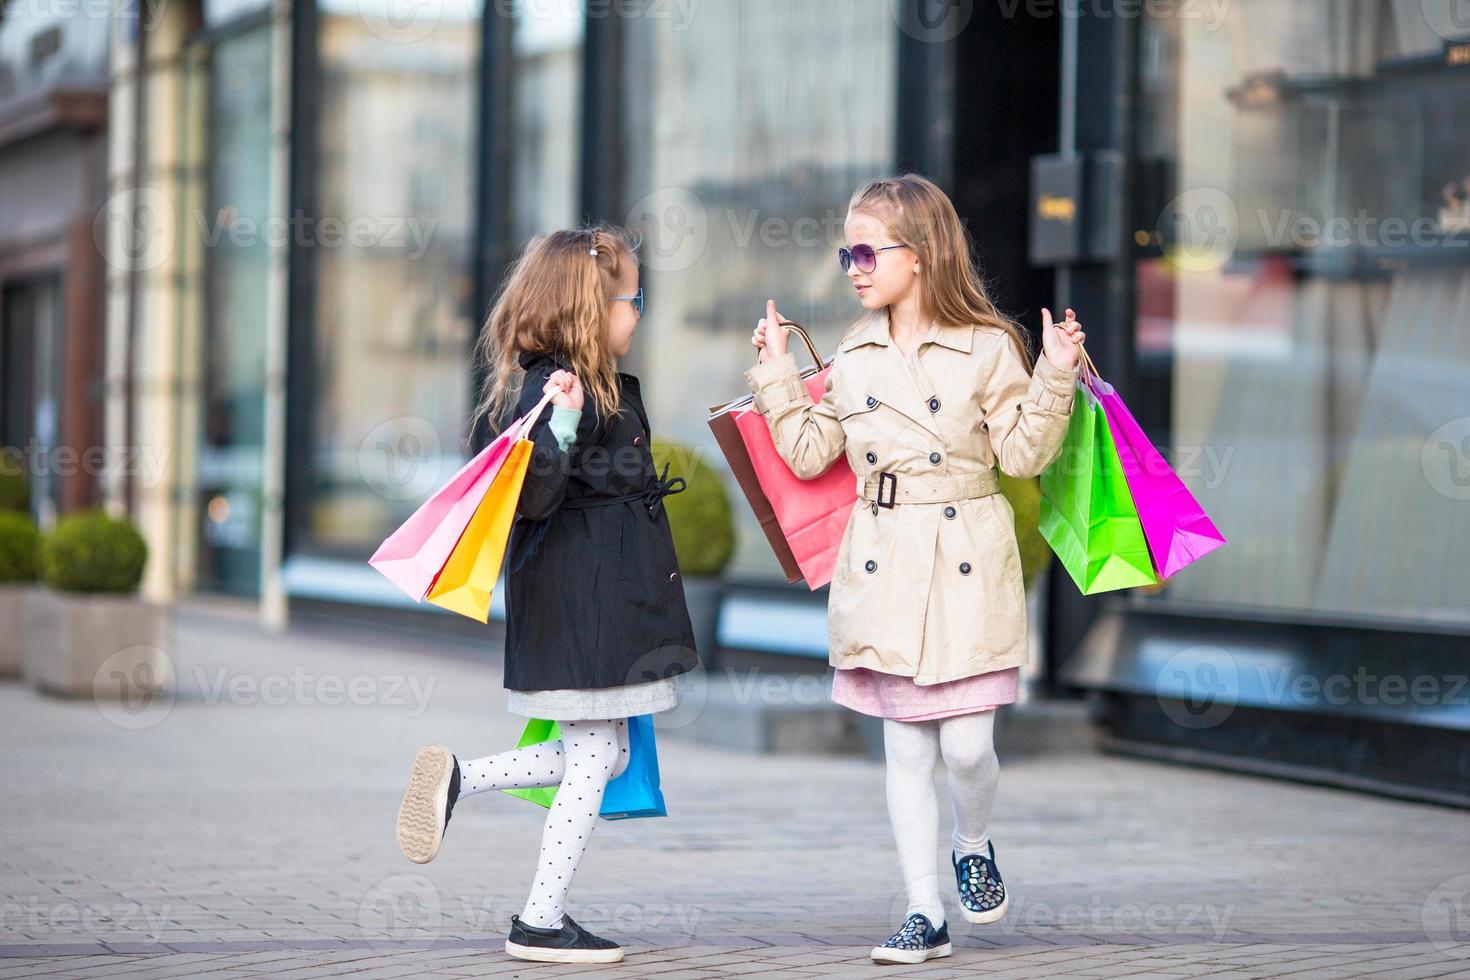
830;665;1019;722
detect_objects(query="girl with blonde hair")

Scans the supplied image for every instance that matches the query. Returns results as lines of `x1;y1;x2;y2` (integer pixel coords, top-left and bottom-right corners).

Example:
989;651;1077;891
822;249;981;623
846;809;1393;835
395;225;698;965
749;174;1085;964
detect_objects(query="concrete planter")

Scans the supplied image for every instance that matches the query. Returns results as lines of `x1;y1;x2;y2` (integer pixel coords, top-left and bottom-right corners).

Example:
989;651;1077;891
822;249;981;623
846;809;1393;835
0;584;37;676
23;590;172;698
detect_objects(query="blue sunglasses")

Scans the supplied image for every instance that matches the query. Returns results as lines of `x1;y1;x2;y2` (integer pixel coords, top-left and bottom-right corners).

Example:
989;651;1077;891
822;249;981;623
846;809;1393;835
611;287;644;316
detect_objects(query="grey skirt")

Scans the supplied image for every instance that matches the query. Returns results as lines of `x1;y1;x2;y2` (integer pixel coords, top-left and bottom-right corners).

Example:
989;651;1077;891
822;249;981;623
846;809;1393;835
505;675;679;721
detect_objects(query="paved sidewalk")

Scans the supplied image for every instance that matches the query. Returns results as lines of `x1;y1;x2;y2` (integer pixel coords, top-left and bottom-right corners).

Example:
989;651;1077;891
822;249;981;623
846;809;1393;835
3;608;1469;978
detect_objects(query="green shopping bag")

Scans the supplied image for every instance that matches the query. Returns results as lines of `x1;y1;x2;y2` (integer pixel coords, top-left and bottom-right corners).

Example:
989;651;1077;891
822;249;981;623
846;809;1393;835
502;716;667;820
1039;384;1159;594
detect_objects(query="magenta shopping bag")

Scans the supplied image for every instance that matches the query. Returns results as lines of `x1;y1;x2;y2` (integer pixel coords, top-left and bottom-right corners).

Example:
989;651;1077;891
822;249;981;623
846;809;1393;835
368;388;557;601
1086;374;1225;579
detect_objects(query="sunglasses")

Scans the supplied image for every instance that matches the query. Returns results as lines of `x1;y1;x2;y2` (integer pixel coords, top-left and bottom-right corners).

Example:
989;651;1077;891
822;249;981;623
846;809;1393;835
838;242;909;274
611;287;644;316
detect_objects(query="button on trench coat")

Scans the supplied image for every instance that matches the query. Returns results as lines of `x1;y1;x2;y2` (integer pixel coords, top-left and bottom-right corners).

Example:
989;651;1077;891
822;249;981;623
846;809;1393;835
744;318;1079;684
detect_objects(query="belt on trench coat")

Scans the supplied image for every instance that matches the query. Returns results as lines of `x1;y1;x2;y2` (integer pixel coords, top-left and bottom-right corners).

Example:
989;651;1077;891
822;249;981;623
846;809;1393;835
509;463;687;573
858;468;1000;509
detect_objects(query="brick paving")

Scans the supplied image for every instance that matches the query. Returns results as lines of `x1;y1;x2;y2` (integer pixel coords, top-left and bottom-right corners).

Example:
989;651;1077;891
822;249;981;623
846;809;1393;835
3;607;1469;977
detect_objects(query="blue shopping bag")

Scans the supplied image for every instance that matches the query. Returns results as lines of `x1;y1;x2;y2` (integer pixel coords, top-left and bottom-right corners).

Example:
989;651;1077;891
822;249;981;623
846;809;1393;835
502;714;667;821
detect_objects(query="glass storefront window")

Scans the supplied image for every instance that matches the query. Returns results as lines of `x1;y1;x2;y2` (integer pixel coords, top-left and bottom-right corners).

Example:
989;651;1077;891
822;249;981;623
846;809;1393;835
307;0;484;556
1138;0;1470;627
620;0;896;579
192;24;274;595
509;0;583;243
0;4;108;102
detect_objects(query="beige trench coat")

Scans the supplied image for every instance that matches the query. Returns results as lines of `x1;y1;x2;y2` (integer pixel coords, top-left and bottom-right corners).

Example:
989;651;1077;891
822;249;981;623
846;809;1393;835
744;317;1079;684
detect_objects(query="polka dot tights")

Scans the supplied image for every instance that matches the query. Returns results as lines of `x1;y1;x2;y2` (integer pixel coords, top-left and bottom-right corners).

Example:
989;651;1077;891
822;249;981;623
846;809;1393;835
457;719;630;930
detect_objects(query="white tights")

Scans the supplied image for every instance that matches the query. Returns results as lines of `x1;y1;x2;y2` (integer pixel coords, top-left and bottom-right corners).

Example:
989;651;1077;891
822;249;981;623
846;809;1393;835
883;711;1000;926
457;718;630;929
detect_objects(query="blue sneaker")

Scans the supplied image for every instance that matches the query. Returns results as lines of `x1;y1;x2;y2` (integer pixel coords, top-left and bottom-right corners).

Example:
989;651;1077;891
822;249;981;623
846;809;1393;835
954;841;1008;924
870;912;951;965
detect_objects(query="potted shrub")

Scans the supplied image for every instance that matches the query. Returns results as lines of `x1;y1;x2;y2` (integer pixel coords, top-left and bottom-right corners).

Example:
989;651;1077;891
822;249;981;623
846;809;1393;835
25;509;172;698
0;511;40;676
651;439;736;668
0;447;28;514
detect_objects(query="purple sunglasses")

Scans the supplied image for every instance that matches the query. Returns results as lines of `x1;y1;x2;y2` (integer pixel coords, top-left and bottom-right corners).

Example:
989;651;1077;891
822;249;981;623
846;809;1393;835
838;242;909;274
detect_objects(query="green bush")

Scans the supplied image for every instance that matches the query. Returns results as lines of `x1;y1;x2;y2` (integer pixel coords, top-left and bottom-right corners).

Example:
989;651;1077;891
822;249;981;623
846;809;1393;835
40;509;148;593
650;439;735;578
1000;473;1051;590
0;511;40;583
0;448;28;512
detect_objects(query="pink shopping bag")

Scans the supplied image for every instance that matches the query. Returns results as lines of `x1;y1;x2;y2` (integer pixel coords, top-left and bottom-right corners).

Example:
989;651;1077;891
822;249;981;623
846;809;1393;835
1086;374;1225;579
368;388;557;601
734;361;857;591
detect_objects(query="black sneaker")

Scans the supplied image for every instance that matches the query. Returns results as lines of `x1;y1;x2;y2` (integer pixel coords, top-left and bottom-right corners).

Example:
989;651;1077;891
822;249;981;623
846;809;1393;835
505;913;625;964
395;744;460;864
954;840;1008;924
870;912;952;965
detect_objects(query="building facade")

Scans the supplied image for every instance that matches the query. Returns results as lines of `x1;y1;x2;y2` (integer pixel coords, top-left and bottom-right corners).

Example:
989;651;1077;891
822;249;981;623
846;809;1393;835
74;0;1470;800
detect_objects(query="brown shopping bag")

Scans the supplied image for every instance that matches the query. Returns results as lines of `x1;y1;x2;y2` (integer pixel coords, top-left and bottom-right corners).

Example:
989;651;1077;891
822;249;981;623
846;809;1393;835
708;322;856;587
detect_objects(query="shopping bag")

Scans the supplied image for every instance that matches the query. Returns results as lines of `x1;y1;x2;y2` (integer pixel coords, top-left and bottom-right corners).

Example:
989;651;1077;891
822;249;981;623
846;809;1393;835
502;715;668;820
708;322;856;589
1039;374;1159;594
368;387;557;601
1087;372;1226;579
424;438;531;622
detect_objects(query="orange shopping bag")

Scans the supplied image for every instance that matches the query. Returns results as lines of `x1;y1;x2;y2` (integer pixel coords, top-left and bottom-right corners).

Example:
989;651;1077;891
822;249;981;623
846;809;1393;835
425;438;533;622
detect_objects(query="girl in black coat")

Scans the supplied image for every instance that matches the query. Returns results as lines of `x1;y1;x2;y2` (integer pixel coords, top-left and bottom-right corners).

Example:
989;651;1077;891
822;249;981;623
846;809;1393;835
394;226;698;965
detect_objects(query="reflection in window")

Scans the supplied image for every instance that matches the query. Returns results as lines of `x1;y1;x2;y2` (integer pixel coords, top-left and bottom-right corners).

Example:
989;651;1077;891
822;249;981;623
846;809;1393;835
510;0;583;243
0;3;108;101
197;25;274;594
1139;0;1470;626
620;0;896;578
309;0;483;554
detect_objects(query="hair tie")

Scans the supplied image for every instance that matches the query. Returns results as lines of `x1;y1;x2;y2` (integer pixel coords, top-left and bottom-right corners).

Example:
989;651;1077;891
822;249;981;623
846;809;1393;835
589;247;599;256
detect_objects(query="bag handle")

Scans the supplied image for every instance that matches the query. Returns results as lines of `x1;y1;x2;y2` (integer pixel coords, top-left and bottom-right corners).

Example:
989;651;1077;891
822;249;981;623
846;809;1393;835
755;320;825;371
1076;343;1101;387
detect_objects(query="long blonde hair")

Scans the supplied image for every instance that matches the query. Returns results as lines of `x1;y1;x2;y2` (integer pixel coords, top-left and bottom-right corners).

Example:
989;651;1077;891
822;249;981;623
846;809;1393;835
470;225;636;437
846;173;1032;366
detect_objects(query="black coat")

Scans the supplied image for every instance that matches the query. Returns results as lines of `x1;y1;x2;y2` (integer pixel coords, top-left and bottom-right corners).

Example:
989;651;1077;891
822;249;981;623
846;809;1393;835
502;349;700;692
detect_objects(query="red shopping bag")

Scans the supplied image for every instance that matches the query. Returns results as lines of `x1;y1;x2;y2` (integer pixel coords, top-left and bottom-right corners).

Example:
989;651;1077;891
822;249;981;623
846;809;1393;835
709;323;856;590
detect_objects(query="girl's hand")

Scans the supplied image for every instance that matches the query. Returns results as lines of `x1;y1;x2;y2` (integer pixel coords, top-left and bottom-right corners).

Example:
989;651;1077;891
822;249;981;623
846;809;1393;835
752;299;790;364
544;369;583;411
1040;307;1085;371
